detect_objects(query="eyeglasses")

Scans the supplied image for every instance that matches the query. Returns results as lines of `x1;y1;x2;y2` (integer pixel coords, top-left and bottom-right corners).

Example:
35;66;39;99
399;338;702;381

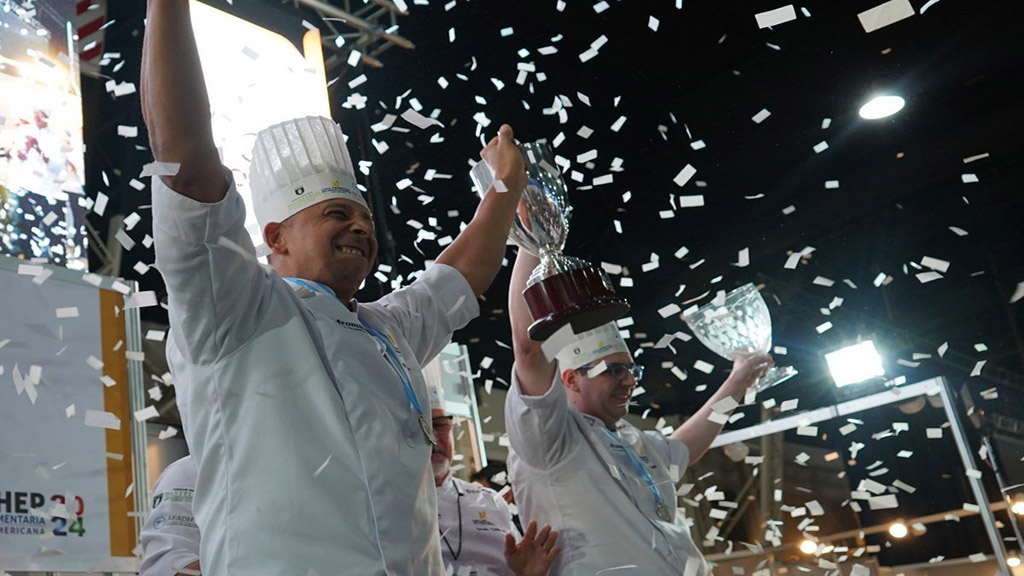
432;416;454;434
577;362;644;383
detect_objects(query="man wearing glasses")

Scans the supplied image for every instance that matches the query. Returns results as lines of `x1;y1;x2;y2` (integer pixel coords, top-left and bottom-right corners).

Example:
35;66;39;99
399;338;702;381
428;383;561;576
504;250;772;576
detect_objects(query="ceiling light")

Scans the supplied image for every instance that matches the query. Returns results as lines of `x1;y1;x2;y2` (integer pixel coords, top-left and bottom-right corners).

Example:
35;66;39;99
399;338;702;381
799;539;818;555
1008;555;1021;568
888;522;909;539
825;341;885;387
1012;497;1024;516
859;95;905;119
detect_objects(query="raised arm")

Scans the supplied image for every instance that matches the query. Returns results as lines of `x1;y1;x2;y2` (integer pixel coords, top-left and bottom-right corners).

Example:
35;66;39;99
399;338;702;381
670;354;772;464
142;0;227;202
435;124;525;296
508;248;558;396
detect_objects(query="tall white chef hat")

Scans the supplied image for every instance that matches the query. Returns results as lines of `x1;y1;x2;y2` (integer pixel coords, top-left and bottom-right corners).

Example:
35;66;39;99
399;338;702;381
249;116;368;232
556;322;632;372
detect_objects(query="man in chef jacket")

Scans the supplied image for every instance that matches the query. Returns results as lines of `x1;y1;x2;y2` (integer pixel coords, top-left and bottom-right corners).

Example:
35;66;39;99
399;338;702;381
427;383;560;576
504;250;773;576
141;2;527;574
140;455;201;576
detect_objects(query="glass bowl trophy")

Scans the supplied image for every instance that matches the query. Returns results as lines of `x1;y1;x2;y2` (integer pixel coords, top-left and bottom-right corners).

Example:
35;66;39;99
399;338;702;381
470;140;630;341
683;283;797;392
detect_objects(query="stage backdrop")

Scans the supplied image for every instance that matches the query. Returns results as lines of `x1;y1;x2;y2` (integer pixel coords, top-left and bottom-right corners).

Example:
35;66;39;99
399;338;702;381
0;254;145;572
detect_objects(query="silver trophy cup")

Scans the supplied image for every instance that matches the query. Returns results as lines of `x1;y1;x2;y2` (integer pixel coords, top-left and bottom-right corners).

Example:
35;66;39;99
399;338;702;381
470;140;629;341
683;283;797;392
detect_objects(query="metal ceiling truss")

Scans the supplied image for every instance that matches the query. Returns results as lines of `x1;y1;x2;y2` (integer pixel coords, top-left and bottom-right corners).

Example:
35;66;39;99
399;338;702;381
290;0;415;77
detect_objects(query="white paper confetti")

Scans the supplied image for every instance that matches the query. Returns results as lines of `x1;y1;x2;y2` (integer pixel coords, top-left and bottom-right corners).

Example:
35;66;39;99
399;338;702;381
858;0;915;33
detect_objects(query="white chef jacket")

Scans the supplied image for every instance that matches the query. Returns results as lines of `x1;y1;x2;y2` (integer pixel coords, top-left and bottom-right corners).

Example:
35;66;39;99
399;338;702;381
437;475;518;576
505;368;708;576
140;456;200;576
152;176;479;576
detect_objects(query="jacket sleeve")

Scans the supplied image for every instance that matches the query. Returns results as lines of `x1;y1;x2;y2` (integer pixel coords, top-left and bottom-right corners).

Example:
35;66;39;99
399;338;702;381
153;176;273;365
140;458;201;576
504;367;579;471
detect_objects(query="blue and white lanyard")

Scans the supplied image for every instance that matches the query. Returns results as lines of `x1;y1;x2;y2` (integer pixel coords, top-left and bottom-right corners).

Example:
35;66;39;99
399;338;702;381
284;277;435;445
602;428;671;521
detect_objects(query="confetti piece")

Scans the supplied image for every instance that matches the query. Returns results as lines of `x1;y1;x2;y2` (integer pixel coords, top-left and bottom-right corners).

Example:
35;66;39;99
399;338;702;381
813;141;829;153
920;256;950;272
125;291;158;309
313;454;333;478
587;361;608;378
961;173;979;183
673;164;697;187
751;108;771;124
85;410;120;430
858;0;915;33
735;248;750;267
816;321;833;333
755;5;797;28
115;229;136;250
401;108;444;129
648;16;660;31
693;360;714;374
678;195;705;208
780;399;799;412
915;271;943;284
868;494;899;509
540;323;576;361
56;307;79;319
140;161;181;177
711;397;738;414
926;427;943;439
117;125;138;138
658;303;681;318
134;406;159;422
825;180;840;189
813;276;835;287
1009;282;1024;304
970;360;986;377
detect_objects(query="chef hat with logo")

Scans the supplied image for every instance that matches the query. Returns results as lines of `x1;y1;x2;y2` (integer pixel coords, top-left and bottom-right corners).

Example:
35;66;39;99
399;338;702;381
556;322;632;372
249;116;368;232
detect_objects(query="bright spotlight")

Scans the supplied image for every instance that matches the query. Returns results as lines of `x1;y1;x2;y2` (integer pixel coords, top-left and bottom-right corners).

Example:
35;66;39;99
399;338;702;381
1008;555;1022;568
825;341;885;387
859;95;905;120
1012;497;1024;516
888;522;909;539
799;540;818;555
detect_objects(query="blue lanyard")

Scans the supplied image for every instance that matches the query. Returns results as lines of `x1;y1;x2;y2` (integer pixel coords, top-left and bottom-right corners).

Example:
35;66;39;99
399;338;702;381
602;428;669;515
283;277;427;422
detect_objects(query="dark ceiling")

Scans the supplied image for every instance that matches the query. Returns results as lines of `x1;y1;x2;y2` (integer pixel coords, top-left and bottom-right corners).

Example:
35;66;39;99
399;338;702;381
81;0;1024;566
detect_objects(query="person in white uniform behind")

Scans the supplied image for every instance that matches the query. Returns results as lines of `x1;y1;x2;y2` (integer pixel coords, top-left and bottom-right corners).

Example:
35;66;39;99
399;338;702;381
504;250;773;576
141;2;527;574
426;382;560;576
140;456;201;576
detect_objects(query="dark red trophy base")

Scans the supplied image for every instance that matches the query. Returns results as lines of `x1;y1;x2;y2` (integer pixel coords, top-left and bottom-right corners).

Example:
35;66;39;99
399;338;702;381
524;265;631;341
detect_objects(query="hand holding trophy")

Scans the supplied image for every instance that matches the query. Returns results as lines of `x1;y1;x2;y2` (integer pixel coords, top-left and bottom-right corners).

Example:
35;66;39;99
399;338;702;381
471;139;630;341
684;283;797;392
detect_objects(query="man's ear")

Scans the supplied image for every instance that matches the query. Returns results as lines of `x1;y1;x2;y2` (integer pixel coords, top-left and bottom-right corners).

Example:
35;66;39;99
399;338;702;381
264;221;287;256
562;368;580;393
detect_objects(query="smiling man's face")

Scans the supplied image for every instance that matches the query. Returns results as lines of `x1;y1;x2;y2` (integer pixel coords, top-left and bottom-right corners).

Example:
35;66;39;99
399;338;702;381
265;198;379;300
